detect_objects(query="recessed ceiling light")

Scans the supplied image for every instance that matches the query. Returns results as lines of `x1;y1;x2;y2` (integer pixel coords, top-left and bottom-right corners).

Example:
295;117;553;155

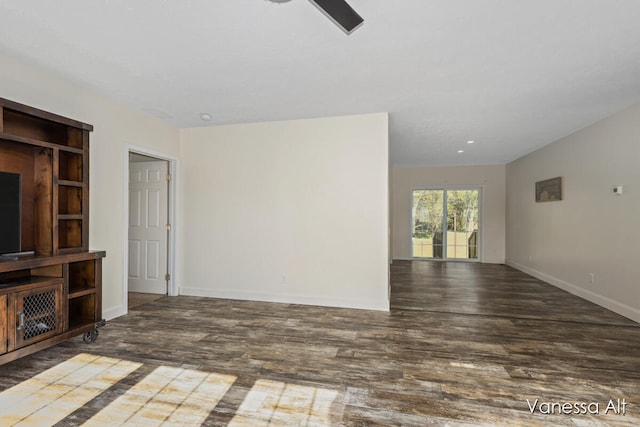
457;150;464;153
467;140;475;144
200;113;212;121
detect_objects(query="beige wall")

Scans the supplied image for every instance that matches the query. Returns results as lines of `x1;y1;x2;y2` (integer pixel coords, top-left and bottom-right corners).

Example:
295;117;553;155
0;50;389;314
0;52;181;319
179;114;390;310
506;102;640;323
392;165;506;263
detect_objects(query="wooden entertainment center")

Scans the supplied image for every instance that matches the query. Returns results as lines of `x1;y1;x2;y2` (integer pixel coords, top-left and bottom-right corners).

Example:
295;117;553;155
0;97;105;365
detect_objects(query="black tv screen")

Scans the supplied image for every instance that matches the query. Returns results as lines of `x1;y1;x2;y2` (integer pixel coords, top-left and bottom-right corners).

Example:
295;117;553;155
0;171;21;254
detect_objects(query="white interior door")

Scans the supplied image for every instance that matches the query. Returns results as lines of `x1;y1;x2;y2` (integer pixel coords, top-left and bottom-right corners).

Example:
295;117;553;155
128;161;168;294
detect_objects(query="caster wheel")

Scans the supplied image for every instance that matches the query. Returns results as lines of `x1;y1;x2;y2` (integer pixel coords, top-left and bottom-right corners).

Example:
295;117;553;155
83;329;99;344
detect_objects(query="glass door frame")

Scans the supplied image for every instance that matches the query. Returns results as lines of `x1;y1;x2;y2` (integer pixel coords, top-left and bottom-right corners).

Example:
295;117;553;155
410;186;483;262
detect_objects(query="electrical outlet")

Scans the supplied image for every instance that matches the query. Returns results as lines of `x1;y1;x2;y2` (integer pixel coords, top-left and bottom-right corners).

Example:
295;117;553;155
588;273;595;283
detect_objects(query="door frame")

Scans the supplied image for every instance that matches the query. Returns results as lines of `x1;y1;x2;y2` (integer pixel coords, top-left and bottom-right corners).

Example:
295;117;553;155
410;186;484;262
122;145;180;313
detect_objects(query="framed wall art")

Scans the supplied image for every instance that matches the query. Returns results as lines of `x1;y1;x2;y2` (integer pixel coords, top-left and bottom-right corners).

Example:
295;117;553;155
535;177;562;202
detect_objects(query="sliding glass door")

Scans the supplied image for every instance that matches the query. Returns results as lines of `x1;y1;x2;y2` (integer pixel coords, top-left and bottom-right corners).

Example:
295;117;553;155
412;188;480;260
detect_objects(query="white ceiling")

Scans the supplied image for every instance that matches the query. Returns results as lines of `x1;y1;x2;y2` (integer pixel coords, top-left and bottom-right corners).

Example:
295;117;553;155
1;0;640;166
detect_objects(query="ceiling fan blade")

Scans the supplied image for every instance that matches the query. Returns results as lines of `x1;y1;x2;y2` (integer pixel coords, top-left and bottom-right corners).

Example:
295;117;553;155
309;0;364;34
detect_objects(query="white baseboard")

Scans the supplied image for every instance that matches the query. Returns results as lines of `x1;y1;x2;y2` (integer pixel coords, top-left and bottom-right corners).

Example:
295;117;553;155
179;287;390;312
392;257;504;264
103;305;126;321
506;260;640;324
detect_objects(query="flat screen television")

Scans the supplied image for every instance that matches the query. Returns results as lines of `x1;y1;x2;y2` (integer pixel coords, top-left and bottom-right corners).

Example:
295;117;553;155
0;171;21;255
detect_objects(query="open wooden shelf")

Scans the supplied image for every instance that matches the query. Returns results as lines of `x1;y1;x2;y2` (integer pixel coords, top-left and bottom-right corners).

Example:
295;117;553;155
58;186;83;216
58;219;83;250
0;132;77;152
0;276;62;289
68;259;95;293
68;293;96;331
2;109;70;146
59;151;83;182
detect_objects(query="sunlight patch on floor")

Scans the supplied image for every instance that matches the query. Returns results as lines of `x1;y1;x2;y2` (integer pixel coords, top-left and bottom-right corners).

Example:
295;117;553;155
0;353;343;426
0;353;141;427
82;365;236;426
228;379;340;426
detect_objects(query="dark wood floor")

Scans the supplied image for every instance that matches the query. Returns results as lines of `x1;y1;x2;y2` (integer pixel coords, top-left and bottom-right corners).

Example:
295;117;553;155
1;261;639;426
128;292;165;310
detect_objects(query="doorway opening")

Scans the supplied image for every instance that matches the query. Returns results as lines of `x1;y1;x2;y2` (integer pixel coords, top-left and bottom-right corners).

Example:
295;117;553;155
412;187;481;261
125;148;177;313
